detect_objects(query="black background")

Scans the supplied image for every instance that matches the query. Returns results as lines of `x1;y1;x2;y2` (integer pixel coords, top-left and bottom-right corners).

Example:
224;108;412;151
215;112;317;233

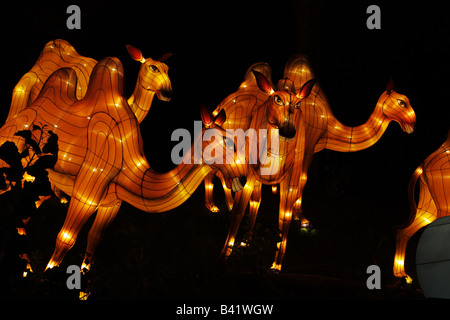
2;0;450;302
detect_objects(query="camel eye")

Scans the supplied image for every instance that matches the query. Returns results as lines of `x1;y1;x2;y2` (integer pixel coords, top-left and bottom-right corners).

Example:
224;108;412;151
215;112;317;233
274;95;284;106
294;101;301;109
397;99;406;108
149;65;160;73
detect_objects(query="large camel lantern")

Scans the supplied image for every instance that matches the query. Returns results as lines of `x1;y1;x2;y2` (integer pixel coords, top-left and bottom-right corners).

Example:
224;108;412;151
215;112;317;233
0;57;246;271
6;40;176;267
206;55;416;271
200;61;316;265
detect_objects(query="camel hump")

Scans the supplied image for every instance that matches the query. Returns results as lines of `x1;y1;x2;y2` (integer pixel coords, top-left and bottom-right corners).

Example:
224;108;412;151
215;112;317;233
84;57;125;101
242;62;273;89
283;54;315;88
41;39;75;58
34;67;78;106
36;39;96;77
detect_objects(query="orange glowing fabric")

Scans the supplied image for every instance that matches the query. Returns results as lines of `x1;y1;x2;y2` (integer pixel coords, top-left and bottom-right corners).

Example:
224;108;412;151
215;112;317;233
393;129;450;282
206;54;416;271
9;39;172;125
5;39;177;269
1;56;242;271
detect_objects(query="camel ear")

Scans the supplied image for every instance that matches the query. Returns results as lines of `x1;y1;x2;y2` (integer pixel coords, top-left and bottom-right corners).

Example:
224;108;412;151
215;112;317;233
252;70;273;94
386;78;395;94
158;53;173;62
126;45;145;63
200;104;214;127
297;79;316;99
214;109;226;126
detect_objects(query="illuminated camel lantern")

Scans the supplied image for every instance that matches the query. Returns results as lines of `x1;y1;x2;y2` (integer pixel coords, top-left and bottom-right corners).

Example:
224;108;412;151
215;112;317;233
270;55;415;270
6;39;174;268
286;55;416;225
8;39;172;125
209;55;416;271
8;39;172;206
393;129;450;283
0;57;245;271
7;39;174;258
203;62;276;212
204;62;313;211
203;64;317;263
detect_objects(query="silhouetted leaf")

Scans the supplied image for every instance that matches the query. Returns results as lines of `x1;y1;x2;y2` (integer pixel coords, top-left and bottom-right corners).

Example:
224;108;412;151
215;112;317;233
14;130;42;155
27;139;42;155
13;130;32;140
30;155;57;171
42;131;59;155
20;148;29;159
0;141;21;167
3;167;22;184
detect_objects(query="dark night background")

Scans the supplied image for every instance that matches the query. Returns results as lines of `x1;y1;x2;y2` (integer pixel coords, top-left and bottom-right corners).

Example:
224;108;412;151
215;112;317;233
1;0;449;305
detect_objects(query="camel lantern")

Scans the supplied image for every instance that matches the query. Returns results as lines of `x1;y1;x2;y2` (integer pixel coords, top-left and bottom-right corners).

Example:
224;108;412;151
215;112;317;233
393;129;450;283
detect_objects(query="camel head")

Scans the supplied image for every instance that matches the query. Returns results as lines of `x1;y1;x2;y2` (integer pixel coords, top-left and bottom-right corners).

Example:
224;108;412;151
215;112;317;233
382;79;416;134
126;45;173;101
252;70;316;141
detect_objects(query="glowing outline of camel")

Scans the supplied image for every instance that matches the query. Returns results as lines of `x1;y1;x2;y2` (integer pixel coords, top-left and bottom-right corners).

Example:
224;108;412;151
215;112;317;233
206;54;416;271
393;129;450;283
202;63;317;262
7;39;174;265
203;62;273;212
270;55;416;270
0;56;245;271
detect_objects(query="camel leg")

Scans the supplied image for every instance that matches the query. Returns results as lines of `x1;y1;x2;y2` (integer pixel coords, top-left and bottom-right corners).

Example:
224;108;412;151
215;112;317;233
394;209;437;281
219;174;234;211
46;119;121;270
393;179;437;281
204;172;219;213
204;171;234;212
46;197;100;270
82;202;122;272
295;150;315;228
219;174;256;261
271;178;299;271
293;199;310;228
244;181;262;242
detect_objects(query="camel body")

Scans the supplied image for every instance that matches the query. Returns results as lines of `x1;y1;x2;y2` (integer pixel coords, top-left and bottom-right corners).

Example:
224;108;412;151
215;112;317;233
207;55;416;270
393;129;450;282
1;57;240;270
